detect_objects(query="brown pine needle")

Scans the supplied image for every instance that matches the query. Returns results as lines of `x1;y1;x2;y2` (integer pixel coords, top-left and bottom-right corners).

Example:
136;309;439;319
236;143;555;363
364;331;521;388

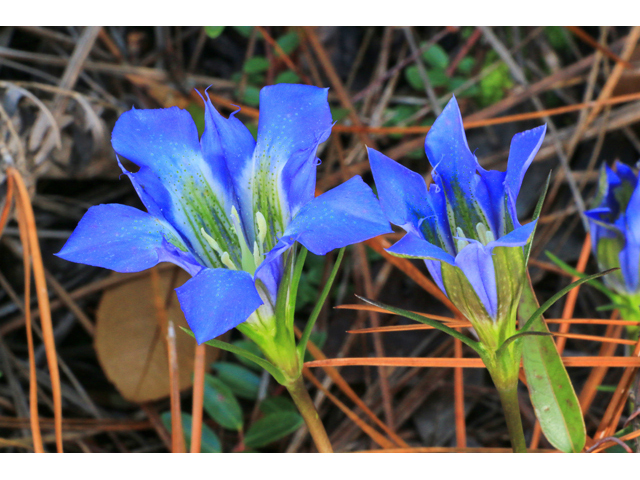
295;326;409;448
190;343;206;453
305;356;640;369
15;199;43;453
9;168;63;453
303;369;395;450
149;268;185;453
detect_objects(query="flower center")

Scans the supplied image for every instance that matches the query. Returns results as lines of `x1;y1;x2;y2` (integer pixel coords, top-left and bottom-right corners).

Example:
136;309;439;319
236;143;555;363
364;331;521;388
201;208;269;275
454;222;495;253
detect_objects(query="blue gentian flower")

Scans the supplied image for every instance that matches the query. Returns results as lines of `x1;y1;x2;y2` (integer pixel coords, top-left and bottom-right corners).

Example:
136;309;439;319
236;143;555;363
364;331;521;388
586;161;640;297
57;84;391;347
368;97;546;347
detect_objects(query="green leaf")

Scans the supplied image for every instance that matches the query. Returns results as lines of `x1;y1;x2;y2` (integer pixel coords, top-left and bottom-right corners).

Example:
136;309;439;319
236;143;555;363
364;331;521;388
204;27;225;39
213;362;261;400
243;56;270;74
517;275;586;453
275;70;300;84
457;56;475;75
260;396;297;414
244;412;303;448
355;296;482;354
203;374;244;431
241;85;260;107
276;32;300;56
406;65;449;90
160;411;222;453
405;65;424;90
186;104;205;137
330;107;350;123
232;26;253;38
422;44;449;69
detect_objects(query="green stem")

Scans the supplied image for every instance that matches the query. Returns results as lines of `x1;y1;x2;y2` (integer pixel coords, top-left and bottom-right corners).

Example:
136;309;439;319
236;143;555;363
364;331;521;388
495;381;527;453
286;376;333;453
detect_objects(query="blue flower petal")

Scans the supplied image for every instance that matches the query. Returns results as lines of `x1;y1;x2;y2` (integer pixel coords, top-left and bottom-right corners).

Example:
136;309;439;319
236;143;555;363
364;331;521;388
368;147;431;236
619;183;640;291
454;242;497;318
614;160;637;189
56;204;198;274
112;106;237;269
504;125;546;201
386;232;455;264
275;175;392;256
176;268;263;344
201;92;257;241
251;84;333;239
424;97;487;235
486;220;537;250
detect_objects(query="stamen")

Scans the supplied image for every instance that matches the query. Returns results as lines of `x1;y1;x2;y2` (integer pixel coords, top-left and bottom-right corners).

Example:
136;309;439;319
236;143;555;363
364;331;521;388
201;228;224;255
253;241;262;267
475;222;495;245
256;211;267;248
221;252;236;270
456;226;469;252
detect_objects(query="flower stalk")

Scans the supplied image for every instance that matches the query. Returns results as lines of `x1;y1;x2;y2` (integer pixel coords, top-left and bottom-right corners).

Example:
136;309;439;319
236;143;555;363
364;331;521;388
286;376;333;453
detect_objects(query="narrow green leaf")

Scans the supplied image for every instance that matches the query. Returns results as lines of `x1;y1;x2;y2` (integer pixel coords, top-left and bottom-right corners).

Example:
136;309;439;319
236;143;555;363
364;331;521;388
244;412;303;448
355;296;482;354
297;248;345;359
181;328;285;384
518;274;586;453
213;362;261;400
496;331;551;356
203;374;243;431
259;396;297;414
524;172;551;265
520;269;616;333
545;250;615;299
161;411;222;453
231;339;265;371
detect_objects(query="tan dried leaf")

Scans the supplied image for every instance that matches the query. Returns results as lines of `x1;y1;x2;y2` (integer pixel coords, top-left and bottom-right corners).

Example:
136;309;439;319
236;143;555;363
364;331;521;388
95;267;216;403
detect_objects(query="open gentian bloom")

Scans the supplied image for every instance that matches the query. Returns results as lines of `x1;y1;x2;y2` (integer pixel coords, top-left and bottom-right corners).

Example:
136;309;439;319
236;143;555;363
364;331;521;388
368;97;546;348
57;84;391;374
586;161;640;300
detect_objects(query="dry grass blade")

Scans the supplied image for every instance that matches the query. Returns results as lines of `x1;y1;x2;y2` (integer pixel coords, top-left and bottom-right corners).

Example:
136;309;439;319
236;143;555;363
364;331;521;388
8;167;63;453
